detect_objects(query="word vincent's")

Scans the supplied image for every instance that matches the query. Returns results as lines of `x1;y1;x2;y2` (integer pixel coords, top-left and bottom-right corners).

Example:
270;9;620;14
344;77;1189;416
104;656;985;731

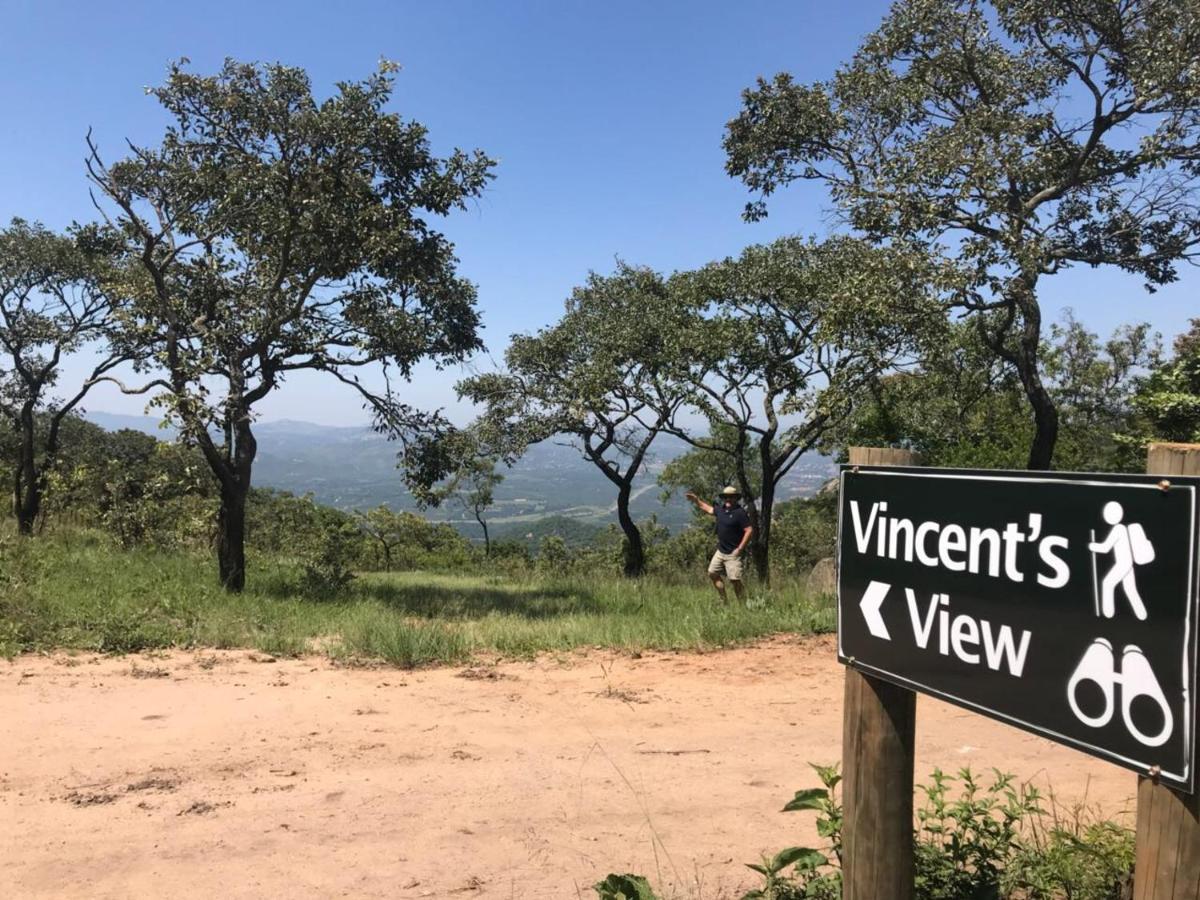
849;501;1070;587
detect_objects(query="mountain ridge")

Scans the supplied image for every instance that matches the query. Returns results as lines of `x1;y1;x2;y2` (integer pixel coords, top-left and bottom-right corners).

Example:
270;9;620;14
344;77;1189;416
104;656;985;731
82;410;836;534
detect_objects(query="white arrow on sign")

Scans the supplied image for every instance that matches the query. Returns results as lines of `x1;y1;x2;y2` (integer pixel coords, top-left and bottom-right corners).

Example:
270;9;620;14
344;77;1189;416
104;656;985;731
860;580;891;640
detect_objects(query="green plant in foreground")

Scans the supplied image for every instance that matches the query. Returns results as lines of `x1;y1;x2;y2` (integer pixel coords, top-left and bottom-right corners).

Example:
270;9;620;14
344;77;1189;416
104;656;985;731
1002;799;1135;900
741;763;843;900
593;872;659;900
300;521;360;599
729;764;1132;900
914;768;1041;900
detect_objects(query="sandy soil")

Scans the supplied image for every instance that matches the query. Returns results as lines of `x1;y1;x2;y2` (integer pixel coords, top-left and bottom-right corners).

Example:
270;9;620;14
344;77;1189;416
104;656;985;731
1;635;1138;899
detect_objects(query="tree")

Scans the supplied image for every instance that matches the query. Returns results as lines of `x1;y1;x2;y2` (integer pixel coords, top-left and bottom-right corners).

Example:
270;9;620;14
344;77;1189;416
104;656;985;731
0;220;127;534
659;236;939;583
436;455;503;555
1119;319;1200;450
836;314;1157;472
356;504;406;572
1042;313;1158;470
833;320;1033;468
400;425;503;556
725;0;1200;469
86;59;494;590
458;264;687;577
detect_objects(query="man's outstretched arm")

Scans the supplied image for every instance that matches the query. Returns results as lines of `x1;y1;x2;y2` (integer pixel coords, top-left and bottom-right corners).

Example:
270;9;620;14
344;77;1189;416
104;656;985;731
684;491;714;516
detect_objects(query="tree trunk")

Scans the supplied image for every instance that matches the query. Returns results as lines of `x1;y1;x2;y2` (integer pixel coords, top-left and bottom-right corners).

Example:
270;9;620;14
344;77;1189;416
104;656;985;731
616;483;645;578
217;479;248;592
16;476;40;536
478;515;491;557
213;417;258;593
739;435;775;587
1020;361;1059;471
1007;273;1058;471
15;404;39;536
753;476;775;586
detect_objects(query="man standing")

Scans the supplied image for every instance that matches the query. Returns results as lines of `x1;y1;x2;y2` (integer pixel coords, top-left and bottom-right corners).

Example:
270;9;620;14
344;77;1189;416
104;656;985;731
685;486;754;602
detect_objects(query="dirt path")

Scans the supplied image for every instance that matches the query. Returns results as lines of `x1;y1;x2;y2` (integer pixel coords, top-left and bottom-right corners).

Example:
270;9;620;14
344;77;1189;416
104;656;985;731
0;635;1136;899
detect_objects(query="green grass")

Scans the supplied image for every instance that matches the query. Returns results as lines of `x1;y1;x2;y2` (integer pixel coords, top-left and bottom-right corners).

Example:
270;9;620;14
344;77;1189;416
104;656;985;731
0;530;835;667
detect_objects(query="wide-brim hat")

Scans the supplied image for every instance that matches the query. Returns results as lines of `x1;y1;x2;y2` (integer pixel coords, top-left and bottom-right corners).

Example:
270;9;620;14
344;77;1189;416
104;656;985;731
719;485;741;497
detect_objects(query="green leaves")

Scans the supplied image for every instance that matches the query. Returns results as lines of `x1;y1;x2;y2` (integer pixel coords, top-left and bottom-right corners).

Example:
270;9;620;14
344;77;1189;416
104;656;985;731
89;58;495;441
1122;319;1200;449
781;788;828;813
746;846;829;876
592;873;659;900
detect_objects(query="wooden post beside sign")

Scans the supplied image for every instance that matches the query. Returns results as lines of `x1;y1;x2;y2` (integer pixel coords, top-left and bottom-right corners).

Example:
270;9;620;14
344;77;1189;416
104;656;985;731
842;447;919;900
1134;444;1200;900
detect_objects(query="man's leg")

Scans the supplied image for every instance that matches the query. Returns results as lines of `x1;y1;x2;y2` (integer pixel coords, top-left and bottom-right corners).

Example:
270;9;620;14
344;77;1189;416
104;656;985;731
727;553;747;604
709;572;728;601
707;552;728;602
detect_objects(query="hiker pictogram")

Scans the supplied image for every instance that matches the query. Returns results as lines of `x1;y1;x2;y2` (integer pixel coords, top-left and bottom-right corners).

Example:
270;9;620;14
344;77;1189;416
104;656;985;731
1088;501;1154;620
1066;637;1174;747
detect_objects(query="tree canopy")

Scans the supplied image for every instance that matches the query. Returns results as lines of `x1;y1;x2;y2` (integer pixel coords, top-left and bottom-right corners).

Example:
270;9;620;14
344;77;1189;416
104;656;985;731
837;313;1157;471
1120;319;1200;449
725;0;1200;469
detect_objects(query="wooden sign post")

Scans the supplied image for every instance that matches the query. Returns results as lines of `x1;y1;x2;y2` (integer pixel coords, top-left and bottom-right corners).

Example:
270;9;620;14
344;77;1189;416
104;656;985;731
1135;444;1200;900
842;446;919;900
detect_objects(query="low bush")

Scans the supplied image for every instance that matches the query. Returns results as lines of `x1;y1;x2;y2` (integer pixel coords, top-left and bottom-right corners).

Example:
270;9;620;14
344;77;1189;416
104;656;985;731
299;521;361;598
595;764;1135;900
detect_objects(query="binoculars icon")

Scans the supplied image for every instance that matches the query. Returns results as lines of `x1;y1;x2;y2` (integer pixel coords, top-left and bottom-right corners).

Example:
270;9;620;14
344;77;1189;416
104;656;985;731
1067;638;1173;748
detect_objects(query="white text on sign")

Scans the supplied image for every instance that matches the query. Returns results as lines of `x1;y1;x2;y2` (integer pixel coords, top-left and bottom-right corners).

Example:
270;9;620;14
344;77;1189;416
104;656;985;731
850;501;1070;587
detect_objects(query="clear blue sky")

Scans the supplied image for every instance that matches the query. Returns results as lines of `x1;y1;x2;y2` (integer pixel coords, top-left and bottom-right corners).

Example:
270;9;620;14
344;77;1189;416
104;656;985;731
2;0;1195;425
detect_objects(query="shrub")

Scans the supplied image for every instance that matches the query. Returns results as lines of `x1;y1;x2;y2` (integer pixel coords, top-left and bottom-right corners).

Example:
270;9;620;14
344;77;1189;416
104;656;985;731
651;524;714;575
300;522;361;598
741;765;1131;900
605;764;1136;900
537;535;572;572
1002;807;1135;899
913;768;1041;900
770;492;838;577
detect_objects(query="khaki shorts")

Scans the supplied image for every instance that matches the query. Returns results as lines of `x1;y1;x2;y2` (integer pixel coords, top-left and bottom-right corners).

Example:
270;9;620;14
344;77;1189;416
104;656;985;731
708;550;744;581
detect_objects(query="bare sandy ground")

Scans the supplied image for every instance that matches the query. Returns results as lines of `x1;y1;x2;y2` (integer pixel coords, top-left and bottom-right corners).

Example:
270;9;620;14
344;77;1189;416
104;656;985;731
1;635;1137;899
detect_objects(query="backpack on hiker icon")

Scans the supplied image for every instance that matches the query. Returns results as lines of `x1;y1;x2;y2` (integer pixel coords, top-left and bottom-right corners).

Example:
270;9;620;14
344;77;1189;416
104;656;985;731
1129;522;1155;566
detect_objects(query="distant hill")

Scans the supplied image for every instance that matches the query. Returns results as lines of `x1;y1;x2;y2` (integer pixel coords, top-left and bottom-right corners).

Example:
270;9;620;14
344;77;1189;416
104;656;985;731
82;411;837;535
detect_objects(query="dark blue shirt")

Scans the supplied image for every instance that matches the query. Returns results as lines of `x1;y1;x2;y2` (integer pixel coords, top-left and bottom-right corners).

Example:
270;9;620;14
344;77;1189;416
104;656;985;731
714;504;751;553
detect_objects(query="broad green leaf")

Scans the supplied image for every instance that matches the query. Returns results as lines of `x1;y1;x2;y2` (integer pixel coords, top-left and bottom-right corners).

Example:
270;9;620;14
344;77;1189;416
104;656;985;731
782;788;828;812
770;846;827;873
